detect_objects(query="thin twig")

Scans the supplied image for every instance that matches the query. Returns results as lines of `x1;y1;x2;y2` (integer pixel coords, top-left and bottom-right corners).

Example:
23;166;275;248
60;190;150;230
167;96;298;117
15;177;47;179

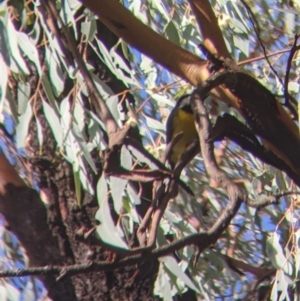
238;48;291;66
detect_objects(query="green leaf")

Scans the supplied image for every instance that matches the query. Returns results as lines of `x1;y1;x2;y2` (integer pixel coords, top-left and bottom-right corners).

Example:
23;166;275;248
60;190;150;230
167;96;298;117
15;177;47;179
6;18;29;74
78;164;94;194
164;20;181;46
17;82;31;114
149;0;169;21
120;41;130;61
111;44;133;77
288;81;299;93
154;262;173;301
127;145;158;169
266;232;293;276
270;274;278;301
72;125;97;173
0;18;11;66
95;175;128;249
276;270;291;301
128;0;142;16
45;48;64;96
294;228;300;279
87;118;107;150
96;173;108;204
60;95;71;129
81;17;97;42
35;116;43;149
5;282;20;301
89;73;121;125
120;146;132;169
110;176;127;213
41;75;60;115
73;94;85;133
0;58;8;108
150;93;175;107
127;184;141;205
274;170;287;191
16;31;42;76
95;38;134;86
60;0;78;39
144;115;165;135
30;15;41;45
284;11;296;36
0;285;7;301
233;34;249;57
42;99;63;147
16;100;32;148
161;256;201;294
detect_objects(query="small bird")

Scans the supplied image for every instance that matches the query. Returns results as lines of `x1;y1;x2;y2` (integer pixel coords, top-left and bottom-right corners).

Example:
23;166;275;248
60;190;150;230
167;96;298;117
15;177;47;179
166;94;199;169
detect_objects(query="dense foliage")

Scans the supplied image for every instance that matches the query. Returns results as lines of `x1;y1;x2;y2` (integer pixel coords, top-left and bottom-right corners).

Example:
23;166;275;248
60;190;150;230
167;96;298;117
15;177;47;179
1;0;300;300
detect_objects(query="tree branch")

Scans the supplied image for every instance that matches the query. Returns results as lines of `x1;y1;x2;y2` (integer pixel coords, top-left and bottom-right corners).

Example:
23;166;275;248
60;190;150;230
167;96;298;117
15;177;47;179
81;0;300;165
0;85;246;282
81;0;207;85
0;178;77;299
0;153;25;193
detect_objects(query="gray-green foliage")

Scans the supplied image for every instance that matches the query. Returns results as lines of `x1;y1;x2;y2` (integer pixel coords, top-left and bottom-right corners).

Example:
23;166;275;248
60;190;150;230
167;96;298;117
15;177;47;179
1;0;300;300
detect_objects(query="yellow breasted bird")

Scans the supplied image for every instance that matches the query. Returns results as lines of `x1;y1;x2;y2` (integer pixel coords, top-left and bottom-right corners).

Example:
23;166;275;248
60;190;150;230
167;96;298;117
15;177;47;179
166;94;199;169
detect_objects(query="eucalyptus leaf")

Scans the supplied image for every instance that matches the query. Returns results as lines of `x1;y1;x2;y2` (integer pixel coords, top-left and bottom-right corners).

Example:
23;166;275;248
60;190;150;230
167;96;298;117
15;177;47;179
127;184;141;205
161;256;200;294
35;116;43;148
17;82;31;115
164;20;181;46
96;174;108;204
127;145;158;169
110;176;127;213
7;18;29;74
16;31;42;76
41;75;60;115
72;125;97;173
60;0;78;39
0;18;11;66
266;233;293;276
45;48;64;97
5;282;20;301
0;58;8;108
16;100;32;148
154;262;173;301
42;99;63;147
95;177;128;249
120;145;132;170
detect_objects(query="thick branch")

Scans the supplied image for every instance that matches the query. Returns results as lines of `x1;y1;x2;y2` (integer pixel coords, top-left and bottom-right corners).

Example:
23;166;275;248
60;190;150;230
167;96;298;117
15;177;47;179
0;97;243;279
190;91;244;246
0;187;78;296
82;0;299;162
81;0;207;86
0;156;76;299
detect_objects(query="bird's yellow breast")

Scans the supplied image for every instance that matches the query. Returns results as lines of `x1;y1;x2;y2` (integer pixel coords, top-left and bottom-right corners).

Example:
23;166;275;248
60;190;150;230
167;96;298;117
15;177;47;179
170;109;198;166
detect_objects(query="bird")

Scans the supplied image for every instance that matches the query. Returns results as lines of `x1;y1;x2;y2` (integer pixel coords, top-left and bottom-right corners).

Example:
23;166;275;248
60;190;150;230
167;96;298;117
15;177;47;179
166;94;199;169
